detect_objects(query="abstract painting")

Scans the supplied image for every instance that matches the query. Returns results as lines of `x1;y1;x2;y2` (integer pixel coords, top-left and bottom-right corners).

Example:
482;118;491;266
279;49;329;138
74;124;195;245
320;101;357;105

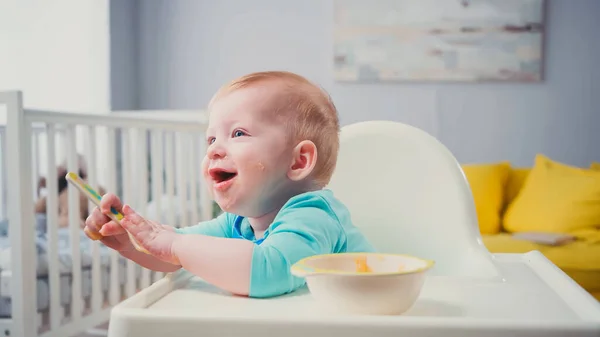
333;0;545;82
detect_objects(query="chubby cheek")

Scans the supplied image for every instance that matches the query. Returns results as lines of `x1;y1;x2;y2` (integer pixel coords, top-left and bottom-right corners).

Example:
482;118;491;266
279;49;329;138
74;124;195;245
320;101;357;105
249;160;266;173
241;144;286;174
238;158;269;182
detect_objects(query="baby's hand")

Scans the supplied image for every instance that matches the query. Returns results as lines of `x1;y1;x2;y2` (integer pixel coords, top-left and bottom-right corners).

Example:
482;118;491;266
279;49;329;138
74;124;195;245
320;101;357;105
120;205;181;266
85;193;132;251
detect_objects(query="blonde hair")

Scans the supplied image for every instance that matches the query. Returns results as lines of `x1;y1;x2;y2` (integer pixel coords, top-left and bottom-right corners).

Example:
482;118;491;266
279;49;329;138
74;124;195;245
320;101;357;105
209;71;340;187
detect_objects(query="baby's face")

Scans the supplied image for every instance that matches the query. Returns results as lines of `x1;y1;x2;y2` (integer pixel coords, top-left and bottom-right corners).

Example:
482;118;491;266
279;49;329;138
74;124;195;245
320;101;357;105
202;86;293;217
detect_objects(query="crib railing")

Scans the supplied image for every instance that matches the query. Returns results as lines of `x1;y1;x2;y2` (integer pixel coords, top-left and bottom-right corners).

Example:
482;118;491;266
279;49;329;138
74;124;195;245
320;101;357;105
0;123;54;222
1;91;211;337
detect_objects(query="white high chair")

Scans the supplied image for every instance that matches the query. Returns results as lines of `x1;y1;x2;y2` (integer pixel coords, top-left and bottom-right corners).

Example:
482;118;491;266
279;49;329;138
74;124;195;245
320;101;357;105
327;120;500;280
108;121;600;337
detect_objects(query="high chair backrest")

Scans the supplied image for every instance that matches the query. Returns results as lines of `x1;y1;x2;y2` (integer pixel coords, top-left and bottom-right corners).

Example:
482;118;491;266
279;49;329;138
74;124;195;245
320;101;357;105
327;121;501;280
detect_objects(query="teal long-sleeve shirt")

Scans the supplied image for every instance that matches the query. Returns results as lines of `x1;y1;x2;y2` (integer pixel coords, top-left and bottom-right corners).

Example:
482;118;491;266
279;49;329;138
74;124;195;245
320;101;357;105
174;189;375;298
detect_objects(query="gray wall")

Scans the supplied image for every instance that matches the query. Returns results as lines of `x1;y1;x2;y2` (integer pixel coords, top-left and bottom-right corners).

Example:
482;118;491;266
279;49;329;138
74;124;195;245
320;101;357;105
110;0;139;110
114;0;600;167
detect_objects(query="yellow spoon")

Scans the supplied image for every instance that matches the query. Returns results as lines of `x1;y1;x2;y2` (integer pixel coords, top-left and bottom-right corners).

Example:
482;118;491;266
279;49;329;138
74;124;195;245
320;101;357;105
65;172;149;254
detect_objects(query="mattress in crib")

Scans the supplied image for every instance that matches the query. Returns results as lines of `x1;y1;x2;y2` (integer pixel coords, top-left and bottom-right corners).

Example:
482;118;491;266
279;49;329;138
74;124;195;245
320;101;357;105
0;227;142;317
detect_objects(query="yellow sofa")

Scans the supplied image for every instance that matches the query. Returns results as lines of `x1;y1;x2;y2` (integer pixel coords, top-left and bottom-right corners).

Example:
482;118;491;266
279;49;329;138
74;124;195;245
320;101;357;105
462;155;600;300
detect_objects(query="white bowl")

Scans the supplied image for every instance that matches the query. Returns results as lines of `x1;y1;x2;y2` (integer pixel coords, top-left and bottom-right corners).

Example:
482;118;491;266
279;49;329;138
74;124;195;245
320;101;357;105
291;252;434;315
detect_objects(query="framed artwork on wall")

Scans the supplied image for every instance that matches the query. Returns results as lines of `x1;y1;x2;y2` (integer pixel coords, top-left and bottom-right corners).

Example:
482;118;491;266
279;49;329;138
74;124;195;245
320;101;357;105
333;0;546;82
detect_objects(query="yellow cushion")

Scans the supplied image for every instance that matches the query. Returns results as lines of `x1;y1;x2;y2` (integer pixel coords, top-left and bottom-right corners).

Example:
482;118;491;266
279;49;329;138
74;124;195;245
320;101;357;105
592;162;600;170
503;154;600;235
462;162;511;234
482;233;600;298
483;233;600;270
505;167;531;205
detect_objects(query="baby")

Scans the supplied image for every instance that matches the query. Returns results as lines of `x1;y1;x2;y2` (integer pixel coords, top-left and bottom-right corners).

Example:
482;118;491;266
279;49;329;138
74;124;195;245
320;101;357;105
84;71;375;298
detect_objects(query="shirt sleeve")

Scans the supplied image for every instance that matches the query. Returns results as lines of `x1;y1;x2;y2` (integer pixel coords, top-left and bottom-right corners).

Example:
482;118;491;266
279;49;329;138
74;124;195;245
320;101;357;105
174;212;232;238
248;206;344;298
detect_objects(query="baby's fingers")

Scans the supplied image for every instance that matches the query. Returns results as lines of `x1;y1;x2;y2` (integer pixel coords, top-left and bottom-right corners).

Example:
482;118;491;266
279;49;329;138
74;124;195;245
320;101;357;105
100;193;123;215
86;207;108;232
99;221;126;236
121;205;145;223
119;208;152;254
85;208;107;240
84;226;103;241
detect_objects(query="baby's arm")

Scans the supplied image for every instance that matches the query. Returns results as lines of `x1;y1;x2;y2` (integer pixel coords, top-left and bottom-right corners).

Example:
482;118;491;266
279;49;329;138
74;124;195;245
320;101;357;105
169;207;342;297
171;233;255;295
96;219;228;273
88;197;231;273
244;207;343;297
119;238;181;273
119;199;341;297
118;210;252;294
121;212;231;272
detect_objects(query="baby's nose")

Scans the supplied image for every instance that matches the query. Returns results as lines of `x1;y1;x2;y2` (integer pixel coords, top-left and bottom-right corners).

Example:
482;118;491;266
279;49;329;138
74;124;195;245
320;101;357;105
207;144;226;159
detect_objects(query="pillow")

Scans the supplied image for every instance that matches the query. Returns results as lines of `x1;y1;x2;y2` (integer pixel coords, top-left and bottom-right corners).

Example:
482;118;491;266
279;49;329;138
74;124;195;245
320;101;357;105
505;167;531;206
503;154;600;234
462;162;511;234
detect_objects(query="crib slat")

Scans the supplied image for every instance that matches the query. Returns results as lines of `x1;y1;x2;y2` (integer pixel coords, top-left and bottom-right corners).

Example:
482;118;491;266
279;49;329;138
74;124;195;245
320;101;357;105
5;91;37;337
176;133;189;228
151;130;165;283
45;124;62;331
121;128;137;297
66;125;83;319
31;131;40;201
85;125;103;313
165;133;177;227
106;127;120;306
137;128;152;289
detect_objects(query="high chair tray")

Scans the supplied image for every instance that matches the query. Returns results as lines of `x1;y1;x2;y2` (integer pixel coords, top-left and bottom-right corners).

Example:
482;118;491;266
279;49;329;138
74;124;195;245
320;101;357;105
108;251;600;337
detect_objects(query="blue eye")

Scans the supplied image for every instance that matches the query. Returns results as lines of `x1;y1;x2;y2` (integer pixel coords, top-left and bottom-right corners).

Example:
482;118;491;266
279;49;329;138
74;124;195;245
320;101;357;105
207;137;216;144
233;130;247;137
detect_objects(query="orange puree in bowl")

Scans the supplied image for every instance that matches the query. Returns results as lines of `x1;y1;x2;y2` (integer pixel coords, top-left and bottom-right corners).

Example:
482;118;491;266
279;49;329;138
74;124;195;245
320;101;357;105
355;256;372;273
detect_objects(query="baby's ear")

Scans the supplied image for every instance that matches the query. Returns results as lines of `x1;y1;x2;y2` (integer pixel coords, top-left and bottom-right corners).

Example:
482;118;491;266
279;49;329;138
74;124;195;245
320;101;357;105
288;140;317;182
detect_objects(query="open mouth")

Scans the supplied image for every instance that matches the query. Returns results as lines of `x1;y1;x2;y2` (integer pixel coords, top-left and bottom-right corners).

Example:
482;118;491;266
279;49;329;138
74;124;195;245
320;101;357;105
209;168;238;184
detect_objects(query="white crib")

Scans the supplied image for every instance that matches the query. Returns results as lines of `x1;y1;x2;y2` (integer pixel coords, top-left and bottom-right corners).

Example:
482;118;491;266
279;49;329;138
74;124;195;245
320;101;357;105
0;90;213;337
